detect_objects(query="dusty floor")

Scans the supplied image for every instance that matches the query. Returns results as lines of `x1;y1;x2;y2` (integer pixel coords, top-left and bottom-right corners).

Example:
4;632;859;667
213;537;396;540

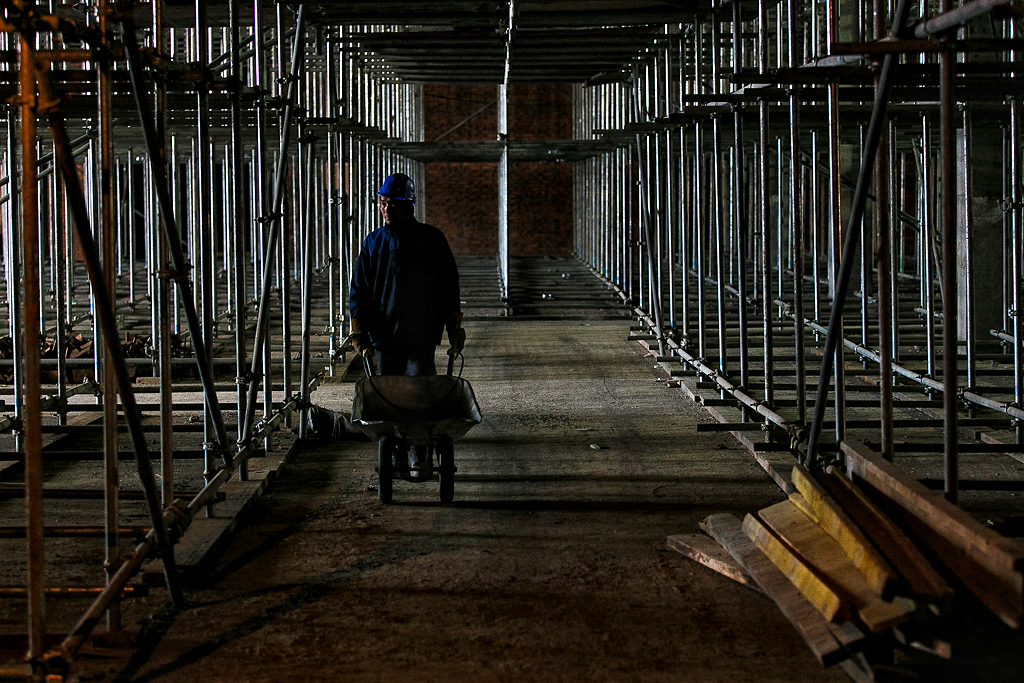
81;319;850;683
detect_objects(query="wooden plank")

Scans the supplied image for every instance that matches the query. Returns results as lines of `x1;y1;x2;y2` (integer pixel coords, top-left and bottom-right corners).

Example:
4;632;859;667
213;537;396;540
842;440;1024;627
838;653;875;683
671;530;863;649
842;440;1024;572
790;463;898;599
819;467;952;604
741;512;848;622
0;413;104;482
172;473;271;582
667;533;763;595
701;513;854;666
826;619;866;650
758;498;916;633
147;431;297;586
0;461;18;482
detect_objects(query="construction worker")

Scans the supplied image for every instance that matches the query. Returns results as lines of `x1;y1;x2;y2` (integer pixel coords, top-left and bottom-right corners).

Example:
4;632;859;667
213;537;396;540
348;173;465;477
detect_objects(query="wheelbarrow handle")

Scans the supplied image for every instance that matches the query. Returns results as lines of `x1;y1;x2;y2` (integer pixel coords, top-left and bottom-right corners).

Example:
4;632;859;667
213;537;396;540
361;348;378;377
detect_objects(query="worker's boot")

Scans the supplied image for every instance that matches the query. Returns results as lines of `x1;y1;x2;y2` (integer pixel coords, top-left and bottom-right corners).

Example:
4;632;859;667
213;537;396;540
407;445;431;481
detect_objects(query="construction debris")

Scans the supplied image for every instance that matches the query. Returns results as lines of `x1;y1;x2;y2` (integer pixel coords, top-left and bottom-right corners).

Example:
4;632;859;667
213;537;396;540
673;441;1024;675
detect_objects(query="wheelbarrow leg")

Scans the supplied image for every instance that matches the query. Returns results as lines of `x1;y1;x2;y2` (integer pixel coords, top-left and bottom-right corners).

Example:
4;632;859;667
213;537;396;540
438;437;455;503
378;436;393;504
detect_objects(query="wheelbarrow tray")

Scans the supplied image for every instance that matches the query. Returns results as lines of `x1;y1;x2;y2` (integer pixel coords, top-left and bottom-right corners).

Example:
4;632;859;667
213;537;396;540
351;375;482;444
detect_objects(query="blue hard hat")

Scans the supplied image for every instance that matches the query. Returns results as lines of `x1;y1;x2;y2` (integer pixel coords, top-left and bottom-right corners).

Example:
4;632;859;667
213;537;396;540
377;173;416;203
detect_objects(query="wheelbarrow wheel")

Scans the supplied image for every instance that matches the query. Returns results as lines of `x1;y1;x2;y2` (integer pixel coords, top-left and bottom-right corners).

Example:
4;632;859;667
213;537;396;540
437;438;455;503
378;436;393;504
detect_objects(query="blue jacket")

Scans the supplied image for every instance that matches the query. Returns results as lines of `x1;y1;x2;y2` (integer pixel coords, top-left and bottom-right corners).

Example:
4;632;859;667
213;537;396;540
349;220;460;351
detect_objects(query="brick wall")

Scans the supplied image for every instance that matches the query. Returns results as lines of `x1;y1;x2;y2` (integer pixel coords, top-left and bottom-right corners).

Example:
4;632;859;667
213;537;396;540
508;84;573;141
508;162;573;255
422;83;574;257
426;163;498;255
423;84;498;142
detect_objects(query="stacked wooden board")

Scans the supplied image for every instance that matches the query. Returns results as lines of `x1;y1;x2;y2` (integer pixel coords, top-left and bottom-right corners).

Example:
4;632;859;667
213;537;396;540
669;440;1024;675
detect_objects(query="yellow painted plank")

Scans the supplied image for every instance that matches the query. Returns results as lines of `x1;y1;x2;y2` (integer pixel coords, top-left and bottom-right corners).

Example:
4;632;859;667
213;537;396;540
758;498;916;633
702;514;853;666
858;597;918;633
742;512;847;622
821;467;952;603
791;463;898;599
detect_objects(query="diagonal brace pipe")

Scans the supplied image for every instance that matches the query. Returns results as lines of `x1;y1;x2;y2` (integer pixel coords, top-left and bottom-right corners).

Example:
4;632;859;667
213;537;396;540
806;0;914;468
241;5;306;446
119;17;230;458
31;62;185;608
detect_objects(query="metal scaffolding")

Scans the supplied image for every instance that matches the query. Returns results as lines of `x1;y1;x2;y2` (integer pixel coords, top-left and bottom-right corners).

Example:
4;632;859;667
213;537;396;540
574;0;1024;501
2;0;1024;678
0;1;423;678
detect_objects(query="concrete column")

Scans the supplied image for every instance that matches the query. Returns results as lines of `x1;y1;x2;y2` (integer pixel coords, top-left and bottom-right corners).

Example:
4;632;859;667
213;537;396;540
957;117;1004;344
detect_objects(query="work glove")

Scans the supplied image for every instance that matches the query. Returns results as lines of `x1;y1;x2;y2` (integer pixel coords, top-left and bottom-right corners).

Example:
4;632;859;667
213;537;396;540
445;311;466;352
349;317;369;355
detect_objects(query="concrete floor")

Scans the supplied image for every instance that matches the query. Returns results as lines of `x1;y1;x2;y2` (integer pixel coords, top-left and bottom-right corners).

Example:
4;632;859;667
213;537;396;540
95;318;849;682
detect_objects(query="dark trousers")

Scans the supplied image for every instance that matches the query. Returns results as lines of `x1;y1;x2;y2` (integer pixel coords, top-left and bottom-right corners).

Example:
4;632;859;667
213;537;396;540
375;346;436;471
376;346;437;377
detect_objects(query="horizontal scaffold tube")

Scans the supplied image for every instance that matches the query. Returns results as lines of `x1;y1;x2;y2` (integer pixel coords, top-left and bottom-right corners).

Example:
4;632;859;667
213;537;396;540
633;308;806;446
36;373;322;680
799;316;1024;423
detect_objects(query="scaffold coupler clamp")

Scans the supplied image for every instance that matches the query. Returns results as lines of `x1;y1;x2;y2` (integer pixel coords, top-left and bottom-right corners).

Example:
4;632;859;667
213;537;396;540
159;266;191;286
203;442;230;467
789;427;811;466
34;77;64;117
276;71;300;87
1000;197;1022;213
167;499;190;542
203;463;226;483
247;368;265;387
38;647;70;682
103;555;126;574
789;426;808;451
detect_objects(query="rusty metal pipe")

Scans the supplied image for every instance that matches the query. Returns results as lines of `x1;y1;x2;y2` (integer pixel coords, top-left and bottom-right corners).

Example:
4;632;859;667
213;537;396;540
807;0;914;467
18;26;46;664
97;0;121;630
875;0;895;461
35;66;185;609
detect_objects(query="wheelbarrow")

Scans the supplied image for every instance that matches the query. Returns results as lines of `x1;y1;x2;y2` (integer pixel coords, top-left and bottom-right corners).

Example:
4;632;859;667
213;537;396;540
350;350;482;503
